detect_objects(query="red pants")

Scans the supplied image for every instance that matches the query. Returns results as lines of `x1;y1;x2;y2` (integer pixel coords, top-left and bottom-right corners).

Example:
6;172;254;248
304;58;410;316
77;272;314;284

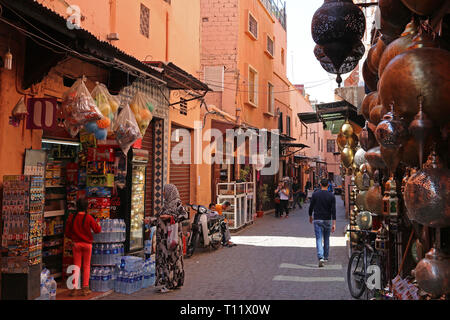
72;242;92;288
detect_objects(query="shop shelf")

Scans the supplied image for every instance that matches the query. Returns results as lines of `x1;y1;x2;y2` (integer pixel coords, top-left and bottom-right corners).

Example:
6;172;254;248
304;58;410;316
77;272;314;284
44;210;65;218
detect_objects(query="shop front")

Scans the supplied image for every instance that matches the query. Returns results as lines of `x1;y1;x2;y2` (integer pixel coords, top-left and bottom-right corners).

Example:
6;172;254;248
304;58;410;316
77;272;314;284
0;0;204;300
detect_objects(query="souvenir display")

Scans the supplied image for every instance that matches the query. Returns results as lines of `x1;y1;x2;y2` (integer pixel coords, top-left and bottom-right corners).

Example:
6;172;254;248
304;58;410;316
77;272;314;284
1;175;44;273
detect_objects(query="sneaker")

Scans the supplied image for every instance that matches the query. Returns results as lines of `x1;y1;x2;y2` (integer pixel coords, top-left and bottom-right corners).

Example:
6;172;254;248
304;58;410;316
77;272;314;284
324;259;329;262
318;259;325;268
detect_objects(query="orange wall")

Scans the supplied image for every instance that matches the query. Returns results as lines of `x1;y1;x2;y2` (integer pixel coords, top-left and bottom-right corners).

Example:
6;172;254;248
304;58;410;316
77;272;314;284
0;28;42;185
238;0;289;131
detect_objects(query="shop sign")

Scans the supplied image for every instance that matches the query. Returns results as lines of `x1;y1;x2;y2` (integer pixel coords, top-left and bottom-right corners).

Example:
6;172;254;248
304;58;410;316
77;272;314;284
26;98;58;130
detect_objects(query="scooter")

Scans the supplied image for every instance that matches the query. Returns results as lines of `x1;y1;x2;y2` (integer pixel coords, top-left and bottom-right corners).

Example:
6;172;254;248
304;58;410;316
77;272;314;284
185;204;224;258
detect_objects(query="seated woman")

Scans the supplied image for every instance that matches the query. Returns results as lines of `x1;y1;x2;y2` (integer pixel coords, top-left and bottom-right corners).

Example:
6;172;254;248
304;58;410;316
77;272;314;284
209;202;236;247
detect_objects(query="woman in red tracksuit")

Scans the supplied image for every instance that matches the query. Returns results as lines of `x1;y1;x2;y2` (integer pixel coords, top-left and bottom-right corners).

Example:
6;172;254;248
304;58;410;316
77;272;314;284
65;198;101;296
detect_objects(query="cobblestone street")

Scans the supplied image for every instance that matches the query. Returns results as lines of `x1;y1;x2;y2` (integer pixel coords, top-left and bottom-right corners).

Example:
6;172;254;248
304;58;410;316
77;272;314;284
102;195;352;300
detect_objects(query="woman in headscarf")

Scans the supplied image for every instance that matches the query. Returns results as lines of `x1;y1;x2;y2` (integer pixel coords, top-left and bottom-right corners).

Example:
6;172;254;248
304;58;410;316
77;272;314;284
155;184;189;293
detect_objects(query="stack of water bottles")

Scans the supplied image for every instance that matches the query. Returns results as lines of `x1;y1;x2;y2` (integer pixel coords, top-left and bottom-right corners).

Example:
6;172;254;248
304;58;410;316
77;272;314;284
92;219;126;243
89;266;116;292
90;219;126;292
91;243;125;266
113;256;156;294
36;268;57;300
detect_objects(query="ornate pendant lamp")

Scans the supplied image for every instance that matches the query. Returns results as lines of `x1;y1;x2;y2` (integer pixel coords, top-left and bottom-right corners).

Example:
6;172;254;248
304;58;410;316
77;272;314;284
311;0;366;86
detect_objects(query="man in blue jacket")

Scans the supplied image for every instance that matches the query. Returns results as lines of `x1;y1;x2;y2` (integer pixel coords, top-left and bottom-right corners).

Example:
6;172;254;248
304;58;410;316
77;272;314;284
309;178;336;267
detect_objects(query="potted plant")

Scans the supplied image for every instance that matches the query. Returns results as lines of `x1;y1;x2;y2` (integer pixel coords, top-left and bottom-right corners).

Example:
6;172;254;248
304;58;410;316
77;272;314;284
256;184;270;217
237;166;251;183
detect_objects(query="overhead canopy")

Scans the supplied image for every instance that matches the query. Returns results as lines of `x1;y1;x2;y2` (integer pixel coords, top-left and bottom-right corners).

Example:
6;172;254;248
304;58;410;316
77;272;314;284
298;100;365;129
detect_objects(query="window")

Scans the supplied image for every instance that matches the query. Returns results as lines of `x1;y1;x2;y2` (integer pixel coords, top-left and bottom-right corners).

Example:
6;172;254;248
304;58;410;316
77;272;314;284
266;35;274;57
140;4;150;38
278;112;283;133
204;66;224;92
286;116;291;137
180;98;187;116
281;48;285;65
267;83;274;114
248;66;258;106
248;12;258;39
327;139;335;153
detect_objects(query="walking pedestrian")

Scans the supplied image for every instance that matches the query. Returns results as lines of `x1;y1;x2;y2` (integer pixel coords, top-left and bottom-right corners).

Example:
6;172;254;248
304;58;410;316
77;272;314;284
274;182;282;217
275;181;290;218
65;198;101;296
155;184;189;293
292;177;306;210
309;178;336;267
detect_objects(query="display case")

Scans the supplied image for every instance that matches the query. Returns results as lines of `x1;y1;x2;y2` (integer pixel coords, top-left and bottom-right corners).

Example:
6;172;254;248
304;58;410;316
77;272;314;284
245;182;256;224
217;182;250;230
120;149;148;253
217;182;246;196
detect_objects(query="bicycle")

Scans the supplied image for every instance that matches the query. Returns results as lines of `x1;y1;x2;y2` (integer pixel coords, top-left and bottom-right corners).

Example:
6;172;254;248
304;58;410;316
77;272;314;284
346;229;385;300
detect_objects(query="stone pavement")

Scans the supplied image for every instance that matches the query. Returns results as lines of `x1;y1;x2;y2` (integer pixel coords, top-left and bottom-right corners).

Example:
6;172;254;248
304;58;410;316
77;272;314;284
101;195;352;300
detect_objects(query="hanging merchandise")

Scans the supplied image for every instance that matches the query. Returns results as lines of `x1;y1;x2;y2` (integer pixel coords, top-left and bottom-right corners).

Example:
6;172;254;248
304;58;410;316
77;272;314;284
91;82;120;129
404;151;450;228
129;91;154;137
9;96;29;127
113;104;143;155
61;77;103;137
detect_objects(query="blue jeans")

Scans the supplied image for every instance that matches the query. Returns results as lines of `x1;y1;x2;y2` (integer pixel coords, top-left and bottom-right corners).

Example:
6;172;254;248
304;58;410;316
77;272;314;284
313;220;332;260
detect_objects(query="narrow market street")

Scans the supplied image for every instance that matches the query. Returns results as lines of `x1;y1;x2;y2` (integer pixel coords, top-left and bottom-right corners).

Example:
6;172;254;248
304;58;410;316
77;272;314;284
102;195;351;300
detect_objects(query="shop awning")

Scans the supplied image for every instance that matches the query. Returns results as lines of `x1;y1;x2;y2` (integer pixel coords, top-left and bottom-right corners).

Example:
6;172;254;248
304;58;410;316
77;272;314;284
0;0;209;93
298;100;365;128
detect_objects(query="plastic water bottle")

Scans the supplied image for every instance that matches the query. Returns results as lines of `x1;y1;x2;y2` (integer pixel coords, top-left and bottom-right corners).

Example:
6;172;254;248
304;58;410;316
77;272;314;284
48;277;57;300
41;268;50;284
39;283;50;300
150;259;156;286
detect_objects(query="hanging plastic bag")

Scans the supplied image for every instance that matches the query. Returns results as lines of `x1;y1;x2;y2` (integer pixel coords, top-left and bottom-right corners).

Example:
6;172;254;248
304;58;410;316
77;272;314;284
91;82;120;126
113;104;142;155
62;78;103;137
166;217;179;250
129;91;154;137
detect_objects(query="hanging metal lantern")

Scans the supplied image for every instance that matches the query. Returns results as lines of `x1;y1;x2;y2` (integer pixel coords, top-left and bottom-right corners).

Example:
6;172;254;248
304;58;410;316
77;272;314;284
409;96;434;168
311;0;366;85
400;0;446;16
314;41;365;77
378;20;419;78
379;47;450;125
379;0;412;41
359;121;378;151
375;103;409;149
404;151;450;228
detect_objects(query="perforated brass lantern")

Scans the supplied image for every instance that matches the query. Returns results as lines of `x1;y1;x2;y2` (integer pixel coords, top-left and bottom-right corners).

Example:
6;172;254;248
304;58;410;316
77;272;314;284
311;0;366;86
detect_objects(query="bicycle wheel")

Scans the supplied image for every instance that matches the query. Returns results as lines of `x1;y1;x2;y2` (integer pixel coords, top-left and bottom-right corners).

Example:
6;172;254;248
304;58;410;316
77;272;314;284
347;251;366;299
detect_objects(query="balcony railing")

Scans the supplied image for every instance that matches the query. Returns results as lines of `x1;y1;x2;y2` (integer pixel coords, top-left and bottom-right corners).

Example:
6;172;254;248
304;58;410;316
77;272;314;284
259;0;287;30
